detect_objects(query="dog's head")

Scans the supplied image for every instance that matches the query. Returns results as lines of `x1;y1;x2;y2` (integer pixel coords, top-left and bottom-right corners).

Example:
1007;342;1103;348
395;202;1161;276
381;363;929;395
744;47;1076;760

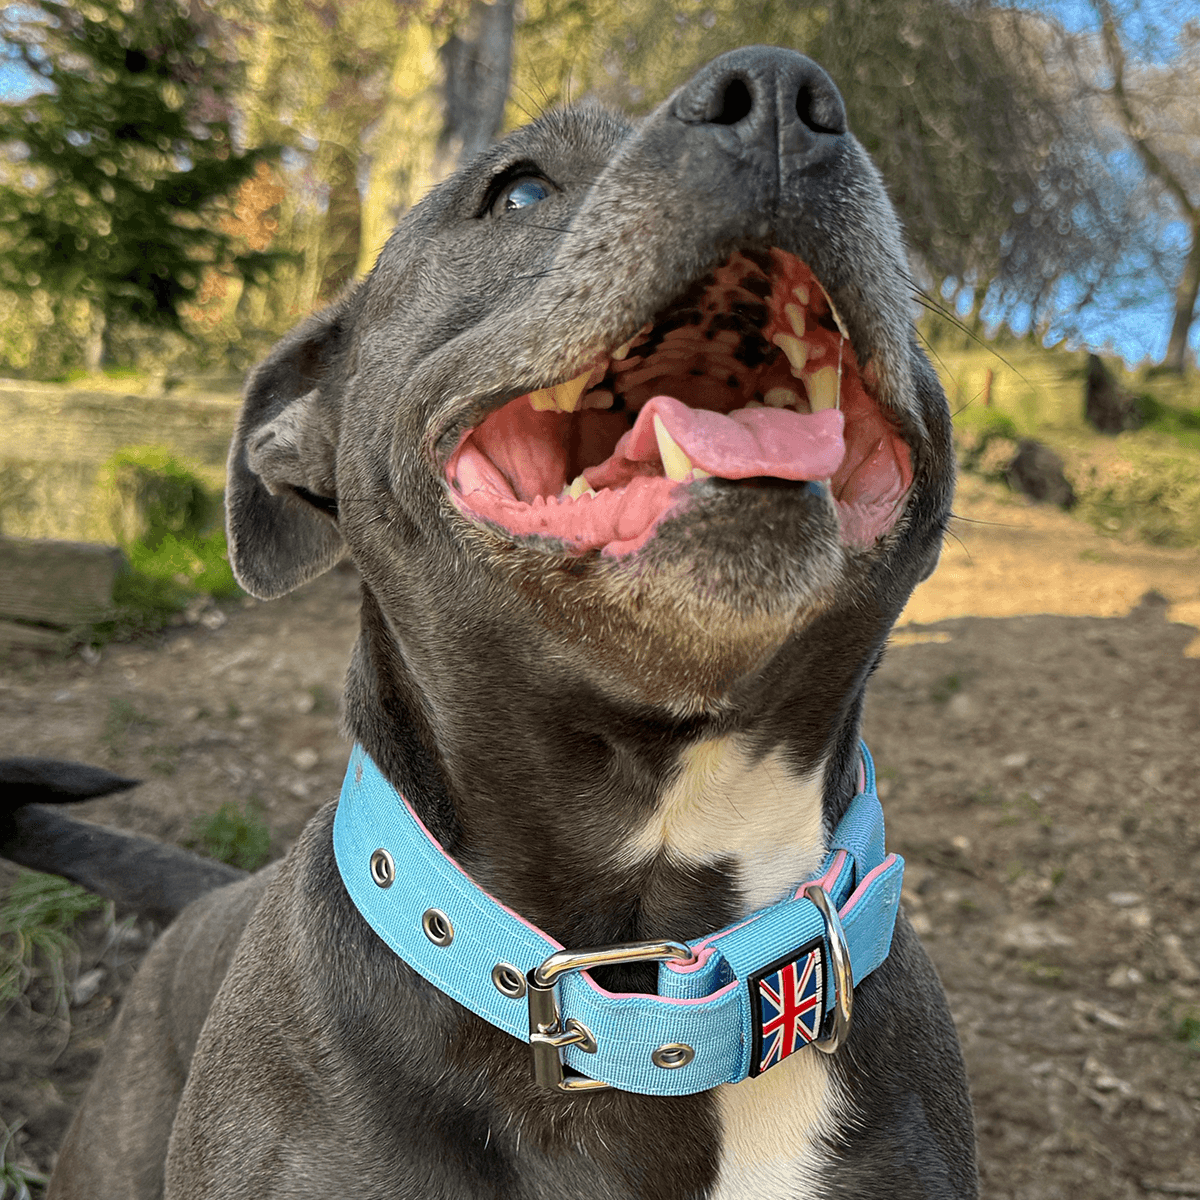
228;46;953;725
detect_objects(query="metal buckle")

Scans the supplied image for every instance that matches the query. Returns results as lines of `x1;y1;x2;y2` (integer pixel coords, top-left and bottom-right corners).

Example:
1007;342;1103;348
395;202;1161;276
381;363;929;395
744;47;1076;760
803;885;854;1054
527;939;695;1092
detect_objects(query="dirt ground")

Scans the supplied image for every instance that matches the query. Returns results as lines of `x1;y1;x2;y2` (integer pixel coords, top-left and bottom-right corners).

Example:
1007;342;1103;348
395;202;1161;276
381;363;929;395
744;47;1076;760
2;476;1199;1198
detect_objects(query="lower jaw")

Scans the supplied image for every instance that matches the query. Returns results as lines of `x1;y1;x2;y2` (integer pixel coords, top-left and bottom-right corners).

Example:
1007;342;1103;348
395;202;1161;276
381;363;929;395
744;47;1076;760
449;475;905;558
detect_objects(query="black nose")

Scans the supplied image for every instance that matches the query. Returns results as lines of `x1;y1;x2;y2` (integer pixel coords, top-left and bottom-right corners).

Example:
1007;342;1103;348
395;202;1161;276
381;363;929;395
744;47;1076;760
673;46;847;164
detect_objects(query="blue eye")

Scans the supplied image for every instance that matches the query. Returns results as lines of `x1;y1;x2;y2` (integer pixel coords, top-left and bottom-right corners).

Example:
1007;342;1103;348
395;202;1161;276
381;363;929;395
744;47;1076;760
500;177;551;212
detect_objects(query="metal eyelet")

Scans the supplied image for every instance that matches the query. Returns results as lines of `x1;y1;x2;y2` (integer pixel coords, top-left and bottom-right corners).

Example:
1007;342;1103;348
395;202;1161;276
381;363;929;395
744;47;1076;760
369;848;395;888
651;1043;695;1069
492;963;527;999
421;908;454;946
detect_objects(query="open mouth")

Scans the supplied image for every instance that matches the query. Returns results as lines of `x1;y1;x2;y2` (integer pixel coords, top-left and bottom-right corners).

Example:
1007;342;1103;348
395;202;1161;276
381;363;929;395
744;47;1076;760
446;249;913;556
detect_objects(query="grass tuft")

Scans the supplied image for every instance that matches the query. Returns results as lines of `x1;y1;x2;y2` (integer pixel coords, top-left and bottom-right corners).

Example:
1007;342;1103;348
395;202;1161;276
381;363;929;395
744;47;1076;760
0;1117;48;1200
0;871;105;1012
188;801;272;872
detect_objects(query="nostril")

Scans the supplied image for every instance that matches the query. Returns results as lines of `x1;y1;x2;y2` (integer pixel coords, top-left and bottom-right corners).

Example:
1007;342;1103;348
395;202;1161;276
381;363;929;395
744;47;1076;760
711;78;753;126
796;81;846;136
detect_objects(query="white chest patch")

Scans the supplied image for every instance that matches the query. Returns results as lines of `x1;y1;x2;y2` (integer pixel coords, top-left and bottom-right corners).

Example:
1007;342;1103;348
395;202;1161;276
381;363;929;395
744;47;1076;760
622;737;828;913
620;738;840;1196
710;1054;843;1200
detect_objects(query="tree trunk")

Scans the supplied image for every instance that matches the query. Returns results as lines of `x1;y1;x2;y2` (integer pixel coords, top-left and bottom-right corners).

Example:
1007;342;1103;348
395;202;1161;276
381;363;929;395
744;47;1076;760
83;308;106;374
1163;217;1200;375
438;0;517;171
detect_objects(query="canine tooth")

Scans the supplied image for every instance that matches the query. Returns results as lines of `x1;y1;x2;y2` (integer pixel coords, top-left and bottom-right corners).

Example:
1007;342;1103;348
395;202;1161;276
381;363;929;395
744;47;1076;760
764;387;801;409
566;473;596;499
793;284;810;306
652;413;694;482
612;337;635;360
785;303;805;337
772;332;809;375
806;365;840;411
528;387;557;411
690;467;710;481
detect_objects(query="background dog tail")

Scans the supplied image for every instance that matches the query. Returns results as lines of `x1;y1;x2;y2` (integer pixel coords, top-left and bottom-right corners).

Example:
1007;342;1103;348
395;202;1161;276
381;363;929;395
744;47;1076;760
0;758;247;924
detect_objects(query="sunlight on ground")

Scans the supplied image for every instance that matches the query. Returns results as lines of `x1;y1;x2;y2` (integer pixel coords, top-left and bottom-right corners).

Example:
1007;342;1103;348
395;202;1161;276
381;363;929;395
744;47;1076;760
900;476;1200;656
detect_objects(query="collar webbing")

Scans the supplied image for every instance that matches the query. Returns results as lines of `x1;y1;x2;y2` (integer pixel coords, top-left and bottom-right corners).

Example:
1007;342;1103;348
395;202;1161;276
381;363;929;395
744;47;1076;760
333;743;903;1096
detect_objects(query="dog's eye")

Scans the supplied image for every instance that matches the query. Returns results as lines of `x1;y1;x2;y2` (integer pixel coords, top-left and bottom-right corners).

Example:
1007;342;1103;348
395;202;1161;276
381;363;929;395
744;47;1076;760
497;177;551;213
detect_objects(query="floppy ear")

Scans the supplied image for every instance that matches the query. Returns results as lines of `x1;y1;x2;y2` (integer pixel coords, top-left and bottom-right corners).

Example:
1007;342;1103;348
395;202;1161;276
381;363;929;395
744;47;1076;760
226;290;359;599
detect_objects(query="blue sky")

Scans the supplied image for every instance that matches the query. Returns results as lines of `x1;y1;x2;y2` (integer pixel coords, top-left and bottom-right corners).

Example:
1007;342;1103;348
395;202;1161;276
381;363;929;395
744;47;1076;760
1;2;1196;366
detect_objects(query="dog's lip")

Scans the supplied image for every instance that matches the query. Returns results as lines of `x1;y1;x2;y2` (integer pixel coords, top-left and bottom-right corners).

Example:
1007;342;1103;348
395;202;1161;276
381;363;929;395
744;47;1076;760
439;248;913;556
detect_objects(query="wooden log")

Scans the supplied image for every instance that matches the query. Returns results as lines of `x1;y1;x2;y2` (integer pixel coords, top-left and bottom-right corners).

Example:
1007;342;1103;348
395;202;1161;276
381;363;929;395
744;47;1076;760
0;618;66;651
0;538;125;633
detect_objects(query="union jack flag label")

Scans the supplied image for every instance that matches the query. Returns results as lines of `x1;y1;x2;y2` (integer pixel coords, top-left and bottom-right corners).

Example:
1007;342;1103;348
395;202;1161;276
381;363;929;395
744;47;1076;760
749;940;825;1076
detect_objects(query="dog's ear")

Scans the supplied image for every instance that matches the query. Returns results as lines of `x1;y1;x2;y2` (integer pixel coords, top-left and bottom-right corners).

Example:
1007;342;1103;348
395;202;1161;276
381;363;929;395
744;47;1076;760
226;292;358;599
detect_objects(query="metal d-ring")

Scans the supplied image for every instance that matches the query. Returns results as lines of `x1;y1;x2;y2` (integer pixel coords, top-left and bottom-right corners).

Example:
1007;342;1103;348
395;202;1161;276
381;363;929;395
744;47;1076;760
803;885;853;1054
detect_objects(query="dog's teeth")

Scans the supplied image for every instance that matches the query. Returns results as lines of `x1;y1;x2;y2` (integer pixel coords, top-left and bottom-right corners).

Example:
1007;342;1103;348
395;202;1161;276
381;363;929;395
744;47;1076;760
689;467;710;481
763;387;801;409
611;337;635;361
580;389;614;410
772;332;809;375
652;414;694;482
565;473;596;499
527;370;594;413
553;371;591;413
785;303;805;338
793;284;810;306
806;365;840;411
744;399;766;409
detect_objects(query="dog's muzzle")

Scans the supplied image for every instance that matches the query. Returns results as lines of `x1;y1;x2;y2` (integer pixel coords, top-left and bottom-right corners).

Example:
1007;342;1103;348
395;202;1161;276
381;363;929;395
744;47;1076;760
333;746;902;1096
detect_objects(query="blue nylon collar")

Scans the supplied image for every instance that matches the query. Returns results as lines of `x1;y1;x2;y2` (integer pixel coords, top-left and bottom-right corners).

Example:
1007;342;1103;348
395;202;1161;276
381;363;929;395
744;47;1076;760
333;742;903;1095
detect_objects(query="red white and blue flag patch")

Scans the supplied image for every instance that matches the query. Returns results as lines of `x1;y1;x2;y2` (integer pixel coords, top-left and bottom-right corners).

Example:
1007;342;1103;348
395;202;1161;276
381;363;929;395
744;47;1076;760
749;940;825;1075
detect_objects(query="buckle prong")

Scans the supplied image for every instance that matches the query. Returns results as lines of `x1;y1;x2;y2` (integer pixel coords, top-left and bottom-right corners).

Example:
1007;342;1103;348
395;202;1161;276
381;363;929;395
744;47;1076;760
527;938;695;1092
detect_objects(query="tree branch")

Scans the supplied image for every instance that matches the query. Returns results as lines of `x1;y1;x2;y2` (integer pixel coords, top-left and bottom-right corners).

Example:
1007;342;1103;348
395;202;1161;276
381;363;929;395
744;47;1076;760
1098;1;1197;222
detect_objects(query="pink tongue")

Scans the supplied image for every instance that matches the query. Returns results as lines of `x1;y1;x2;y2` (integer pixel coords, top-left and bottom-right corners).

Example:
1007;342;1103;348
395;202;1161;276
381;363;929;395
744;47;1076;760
585;395;846;490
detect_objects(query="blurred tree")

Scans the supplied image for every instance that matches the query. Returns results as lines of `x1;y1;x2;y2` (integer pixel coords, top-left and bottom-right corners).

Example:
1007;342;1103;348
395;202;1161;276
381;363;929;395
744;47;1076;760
1095;2;1199;372
0;0;277;370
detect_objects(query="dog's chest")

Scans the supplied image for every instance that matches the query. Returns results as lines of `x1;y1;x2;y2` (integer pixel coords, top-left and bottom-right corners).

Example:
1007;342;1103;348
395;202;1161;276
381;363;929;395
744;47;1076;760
622;739;841;1197
623;737;828;912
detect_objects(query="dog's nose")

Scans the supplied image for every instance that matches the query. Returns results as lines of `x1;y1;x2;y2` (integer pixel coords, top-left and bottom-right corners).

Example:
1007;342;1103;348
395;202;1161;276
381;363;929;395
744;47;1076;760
673;46;847;166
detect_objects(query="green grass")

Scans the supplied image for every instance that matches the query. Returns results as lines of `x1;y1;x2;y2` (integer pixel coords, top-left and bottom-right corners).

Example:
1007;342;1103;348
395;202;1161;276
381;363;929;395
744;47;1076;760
87;446;243;645
187;801;272;872
926;329;1200;549
1173;1010;1200;1053
0;1118;47;1200
0;871;105;1013
100;697;158;758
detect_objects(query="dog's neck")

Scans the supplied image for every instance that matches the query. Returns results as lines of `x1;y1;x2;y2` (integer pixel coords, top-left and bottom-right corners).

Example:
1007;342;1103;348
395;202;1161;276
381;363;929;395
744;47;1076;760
344;587;872;959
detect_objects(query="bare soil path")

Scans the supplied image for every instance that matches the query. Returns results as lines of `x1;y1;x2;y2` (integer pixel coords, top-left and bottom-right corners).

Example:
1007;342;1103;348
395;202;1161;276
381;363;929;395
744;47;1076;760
2;478;1199;1197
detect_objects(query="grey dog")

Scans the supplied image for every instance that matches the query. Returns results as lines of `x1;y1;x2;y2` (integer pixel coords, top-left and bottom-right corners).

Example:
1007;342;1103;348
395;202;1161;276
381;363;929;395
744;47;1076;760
30;45;975;1199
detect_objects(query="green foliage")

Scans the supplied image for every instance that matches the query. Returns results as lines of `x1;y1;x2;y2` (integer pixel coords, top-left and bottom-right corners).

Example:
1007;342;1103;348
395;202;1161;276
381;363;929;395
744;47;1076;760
0;870;104;1010
941;337;1200;549
91;447;240;643
0;0;281;374
104;446;215;548
100;697;157;757
188;801;272;872
0;1118;48;1200
1175;1010;1200;1052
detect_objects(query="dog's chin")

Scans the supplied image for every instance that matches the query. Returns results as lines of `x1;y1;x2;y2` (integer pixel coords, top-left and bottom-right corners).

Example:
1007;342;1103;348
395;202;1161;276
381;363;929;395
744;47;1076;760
456;483;851;713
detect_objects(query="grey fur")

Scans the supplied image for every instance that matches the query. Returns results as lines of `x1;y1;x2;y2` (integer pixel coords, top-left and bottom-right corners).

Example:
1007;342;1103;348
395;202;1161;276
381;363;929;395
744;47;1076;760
46;47;975;1198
